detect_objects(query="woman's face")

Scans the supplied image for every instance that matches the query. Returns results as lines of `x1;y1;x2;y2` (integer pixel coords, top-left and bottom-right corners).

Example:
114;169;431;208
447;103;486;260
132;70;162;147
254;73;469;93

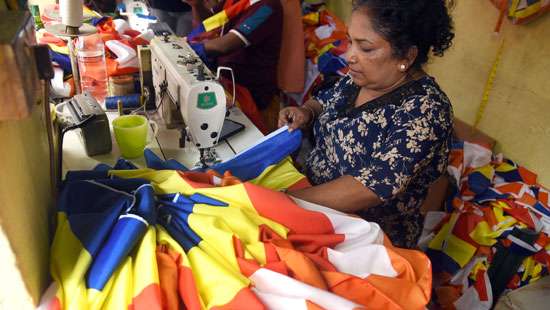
346;9;409;90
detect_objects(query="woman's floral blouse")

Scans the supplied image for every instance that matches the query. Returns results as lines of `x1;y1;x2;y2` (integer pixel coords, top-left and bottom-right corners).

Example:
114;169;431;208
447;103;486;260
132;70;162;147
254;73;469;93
305;75;453;248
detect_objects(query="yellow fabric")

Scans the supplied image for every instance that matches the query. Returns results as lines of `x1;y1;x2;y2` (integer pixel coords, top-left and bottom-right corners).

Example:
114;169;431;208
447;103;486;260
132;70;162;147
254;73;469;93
51;213;93;310
203;11;229;32
429;213;478;268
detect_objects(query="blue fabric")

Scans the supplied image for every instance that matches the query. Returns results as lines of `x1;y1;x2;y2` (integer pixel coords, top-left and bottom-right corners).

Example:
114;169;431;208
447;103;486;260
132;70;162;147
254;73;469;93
60;179;155;290
236;5;273;36
144;149;188;171
116;2;126;12
189;42;215;68
58;180;134;255
189;193;228;207
187;24;206;42
157;199;202;252
50;50;72;74
318;52;347;75
468;171;493;194
91;17;109;27
207;129;302;181
86;215;148;290
142;127;302;182
306;75;453;248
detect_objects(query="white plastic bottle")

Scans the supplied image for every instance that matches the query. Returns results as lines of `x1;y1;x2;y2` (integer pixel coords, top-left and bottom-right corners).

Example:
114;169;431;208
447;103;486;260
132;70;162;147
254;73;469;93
76;34;108;104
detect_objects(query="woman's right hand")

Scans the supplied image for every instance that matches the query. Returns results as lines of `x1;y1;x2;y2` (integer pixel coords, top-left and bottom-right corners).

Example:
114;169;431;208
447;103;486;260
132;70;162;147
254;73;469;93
278;106;312;132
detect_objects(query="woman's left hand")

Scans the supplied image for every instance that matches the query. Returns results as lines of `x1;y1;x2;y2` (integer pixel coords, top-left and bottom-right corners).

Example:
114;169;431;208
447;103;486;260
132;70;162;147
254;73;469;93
278;107;311;131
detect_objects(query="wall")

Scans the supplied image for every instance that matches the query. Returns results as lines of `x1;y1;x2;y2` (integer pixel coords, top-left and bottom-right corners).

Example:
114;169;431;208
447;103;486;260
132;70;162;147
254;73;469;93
0;102;54;307
326;0;550;186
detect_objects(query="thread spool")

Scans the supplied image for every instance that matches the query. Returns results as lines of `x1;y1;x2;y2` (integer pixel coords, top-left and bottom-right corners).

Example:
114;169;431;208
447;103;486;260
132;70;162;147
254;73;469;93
109;75;137;96
105;94;142;110
60;0;84;28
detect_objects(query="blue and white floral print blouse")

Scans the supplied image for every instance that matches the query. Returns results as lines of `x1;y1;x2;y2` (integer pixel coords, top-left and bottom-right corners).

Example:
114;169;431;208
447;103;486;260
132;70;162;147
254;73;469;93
304;75;453;248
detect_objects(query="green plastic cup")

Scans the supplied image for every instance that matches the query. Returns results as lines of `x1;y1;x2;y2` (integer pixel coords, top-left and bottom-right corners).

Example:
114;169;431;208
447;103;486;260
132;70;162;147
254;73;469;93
112;115;157;159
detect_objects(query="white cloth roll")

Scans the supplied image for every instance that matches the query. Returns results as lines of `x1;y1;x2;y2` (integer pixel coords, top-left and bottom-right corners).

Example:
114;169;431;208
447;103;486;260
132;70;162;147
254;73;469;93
60;0;84;28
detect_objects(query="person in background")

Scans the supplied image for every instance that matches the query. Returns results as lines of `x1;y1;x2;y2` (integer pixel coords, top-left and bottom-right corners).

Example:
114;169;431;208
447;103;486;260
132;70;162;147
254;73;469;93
84;0;117;13
148;0;193;36
185;0;284;132
278;0;455;248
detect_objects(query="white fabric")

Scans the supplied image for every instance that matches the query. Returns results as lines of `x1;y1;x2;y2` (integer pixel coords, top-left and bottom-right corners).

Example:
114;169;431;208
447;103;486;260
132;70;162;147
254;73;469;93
314;24;335;40
250;268;361;310
230;29;251;47
105;40;138;68
454;276;492;310
292;198;397;278
417;211;447;251
113;18;130;35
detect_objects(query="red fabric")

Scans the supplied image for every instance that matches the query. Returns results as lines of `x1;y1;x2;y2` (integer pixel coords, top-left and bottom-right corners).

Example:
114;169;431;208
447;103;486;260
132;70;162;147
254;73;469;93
224;80;268;134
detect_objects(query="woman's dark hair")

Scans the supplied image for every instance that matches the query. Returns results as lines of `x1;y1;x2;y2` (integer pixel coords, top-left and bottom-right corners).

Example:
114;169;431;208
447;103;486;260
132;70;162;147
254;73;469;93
352;0;455;68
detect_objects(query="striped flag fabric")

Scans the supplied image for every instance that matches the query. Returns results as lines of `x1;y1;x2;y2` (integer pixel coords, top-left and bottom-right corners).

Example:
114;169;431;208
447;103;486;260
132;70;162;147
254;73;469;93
41;128;433;309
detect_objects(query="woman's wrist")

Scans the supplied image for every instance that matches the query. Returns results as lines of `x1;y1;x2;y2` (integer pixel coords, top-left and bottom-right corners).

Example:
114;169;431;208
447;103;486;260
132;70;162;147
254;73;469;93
301;104;317;127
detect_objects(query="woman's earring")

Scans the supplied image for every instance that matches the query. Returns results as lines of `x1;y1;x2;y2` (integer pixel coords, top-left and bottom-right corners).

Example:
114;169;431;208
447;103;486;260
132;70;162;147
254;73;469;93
400;64;407;71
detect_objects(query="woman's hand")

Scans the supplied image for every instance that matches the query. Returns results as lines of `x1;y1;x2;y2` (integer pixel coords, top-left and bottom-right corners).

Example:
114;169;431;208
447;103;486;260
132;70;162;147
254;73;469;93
278;107;312;131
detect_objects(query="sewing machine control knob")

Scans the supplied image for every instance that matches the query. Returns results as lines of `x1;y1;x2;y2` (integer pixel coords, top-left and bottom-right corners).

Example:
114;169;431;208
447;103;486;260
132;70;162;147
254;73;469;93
201;123;208;130
197;64;205;81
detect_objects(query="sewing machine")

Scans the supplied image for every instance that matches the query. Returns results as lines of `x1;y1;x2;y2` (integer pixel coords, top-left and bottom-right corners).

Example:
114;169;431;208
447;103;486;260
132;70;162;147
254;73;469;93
150;33;235;166
120;0;157;33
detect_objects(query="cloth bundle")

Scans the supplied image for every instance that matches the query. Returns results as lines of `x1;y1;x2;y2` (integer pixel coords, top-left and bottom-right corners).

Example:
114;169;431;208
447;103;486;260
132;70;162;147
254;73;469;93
41;128;433;310
422;140;550;309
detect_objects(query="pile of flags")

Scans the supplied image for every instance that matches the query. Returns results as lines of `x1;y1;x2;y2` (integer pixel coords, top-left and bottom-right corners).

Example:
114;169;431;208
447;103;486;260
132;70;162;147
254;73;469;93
287;1;349;106
422;140;550;309
41;128;433;309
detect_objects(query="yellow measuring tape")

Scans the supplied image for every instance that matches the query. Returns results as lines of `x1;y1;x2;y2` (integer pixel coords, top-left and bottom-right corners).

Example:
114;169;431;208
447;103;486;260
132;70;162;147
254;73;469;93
473;39;506;129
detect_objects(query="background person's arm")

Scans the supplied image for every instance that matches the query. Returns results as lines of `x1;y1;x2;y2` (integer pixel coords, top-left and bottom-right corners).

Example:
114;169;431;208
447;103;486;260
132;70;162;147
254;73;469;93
185;0;216;22
203;31;246;56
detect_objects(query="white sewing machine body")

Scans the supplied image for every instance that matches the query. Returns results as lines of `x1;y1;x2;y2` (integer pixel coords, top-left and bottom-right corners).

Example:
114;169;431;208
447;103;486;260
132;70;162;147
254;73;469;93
150;35;227;150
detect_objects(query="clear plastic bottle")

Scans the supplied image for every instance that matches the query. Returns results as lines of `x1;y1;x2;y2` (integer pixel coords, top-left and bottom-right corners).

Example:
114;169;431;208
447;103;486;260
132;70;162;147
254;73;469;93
76;34;108;103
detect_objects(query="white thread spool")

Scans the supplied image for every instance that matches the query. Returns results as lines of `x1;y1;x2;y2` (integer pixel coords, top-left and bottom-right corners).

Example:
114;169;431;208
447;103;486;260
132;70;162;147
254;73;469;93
60;0;84;28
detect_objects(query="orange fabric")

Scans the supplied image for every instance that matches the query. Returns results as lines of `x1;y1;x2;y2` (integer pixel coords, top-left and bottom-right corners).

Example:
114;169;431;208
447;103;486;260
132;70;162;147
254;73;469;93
129;284;163;310
288;177;312;191
287;234;345;253
366;246;432;310
260;96;281;133
275;246;329;290
106;58;139;77
435;285;462;309
518;166;537;185
157;246;183;310
277;0;305;93
324;271;402;310
243;183;336;235
178;266;202;310
211;287;266;310
227;81;269;134
306;300;325;310
495;182;524;193
40;33;67;47
48;297;62;310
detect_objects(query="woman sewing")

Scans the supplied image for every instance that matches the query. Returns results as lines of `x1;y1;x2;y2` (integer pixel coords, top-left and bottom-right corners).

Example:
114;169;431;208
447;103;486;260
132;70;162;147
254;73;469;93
279;0;455;248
